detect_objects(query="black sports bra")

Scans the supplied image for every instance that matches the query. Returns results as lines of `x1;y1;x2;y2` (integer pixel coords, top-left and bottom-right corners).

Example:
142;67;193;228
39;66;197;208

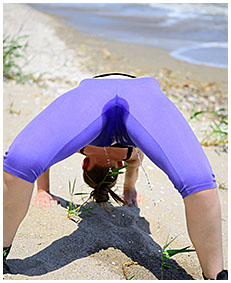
79;143;133;161
93;72;136;79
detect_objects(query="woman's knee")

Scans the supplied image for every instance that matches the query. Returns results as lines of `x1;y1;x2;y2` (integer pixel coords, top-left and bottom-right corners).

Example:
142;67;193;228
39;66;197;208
3;147;43;182
3;170;19;184
176;168;217;199
3;170;34;188
3;170;34;211
184;188;220;209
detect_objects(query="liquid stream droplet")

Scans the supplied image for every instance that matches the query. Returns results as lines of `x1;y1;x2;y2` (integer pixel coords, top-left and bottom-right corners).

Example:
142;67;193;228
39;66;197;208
134;148;156;206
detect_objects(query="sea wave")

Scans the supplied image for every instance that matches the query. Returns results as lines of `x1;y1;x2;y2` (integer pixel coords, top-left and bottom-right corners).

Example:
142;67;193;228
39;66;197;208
170;42;228;68
148;3;228;17
29;3;228;68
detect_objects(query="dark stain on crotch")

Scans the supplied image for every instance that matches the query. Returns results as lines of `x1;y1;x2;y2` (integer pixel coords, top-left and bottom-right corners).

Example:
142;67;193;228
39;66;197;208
89;96;136;147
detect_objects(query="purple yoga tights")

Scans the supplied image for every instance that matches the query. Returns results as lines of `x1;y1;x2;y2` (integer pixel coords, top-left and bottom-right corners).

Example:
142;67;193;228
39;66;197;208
3;77;217;198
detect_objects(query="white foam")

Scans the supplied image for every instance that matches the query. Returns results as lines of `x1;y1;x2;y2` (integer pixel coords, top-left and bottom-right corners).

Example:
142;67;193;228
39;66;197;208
170;42;228;68
149;3;228;17
149;3;227;27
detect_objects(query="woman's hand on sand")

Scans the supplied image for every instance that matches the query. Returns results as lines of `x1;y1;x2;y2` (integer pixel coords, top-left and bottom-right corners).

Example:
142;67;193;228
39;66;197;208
123;187;142;208
34;191;58;209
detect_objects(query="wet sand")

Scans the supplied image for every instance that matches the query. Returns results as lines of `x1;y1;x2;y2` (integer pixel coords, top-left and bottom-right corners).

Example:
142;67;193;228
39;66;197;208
3;3;228;280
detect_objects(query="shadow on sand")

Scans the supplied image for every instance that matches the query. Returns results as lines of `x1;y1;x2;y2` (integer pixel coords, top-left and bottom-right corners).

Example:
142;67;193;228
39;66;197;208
7;196;194;280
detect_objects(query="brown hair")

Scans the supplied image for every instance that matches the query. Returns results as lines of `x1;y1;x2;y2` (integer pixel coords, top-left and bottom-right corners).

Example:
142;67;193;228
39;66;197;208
83;165;125;204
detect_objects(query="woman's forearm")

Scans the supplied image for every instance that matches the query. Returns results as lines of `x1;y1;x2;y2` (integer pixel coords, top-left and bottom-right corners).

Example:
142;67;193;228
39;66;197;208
37;168;50;192
123;148;143;190
124;166;139;190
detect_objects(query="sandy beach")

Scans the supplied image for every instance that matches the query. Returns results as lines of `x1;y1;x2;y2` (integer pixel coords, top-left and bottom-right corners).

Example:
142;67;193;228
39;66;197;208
3;3;228;280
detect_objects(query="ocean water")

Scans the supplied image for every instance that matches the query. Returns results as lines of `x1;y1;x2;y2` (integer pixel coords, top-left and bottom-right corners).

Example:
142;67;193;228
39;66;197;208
29;3;228;68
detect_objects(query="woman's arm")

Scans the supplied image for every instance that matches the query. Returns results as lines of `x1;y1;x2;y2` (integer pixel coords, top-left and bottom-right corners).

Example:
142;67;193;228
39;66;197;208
124;149;143;189
123;149;144;207
34;168;58;209
124;163;139;190
37;168;50;193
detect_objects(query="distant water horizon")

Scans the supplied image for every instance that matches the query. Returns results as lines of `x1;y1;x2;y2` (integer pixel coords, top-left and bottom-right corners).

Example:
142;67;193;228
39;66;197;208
29;3;228;68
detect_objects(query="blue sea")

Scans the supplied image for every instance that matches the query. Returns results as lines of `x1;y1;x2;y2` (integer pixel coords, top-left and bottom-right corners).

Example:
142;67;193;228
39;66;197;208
29;3;228;68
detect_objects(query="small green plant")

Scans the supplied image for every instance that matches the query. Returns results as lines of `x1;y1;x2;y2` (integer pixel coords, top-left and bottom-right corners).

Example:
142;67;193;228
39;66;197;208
3;31;46;86
190;108;228;146
67;177;93;218
128;274;137;280
161;235;195;280
3;32;31;82
9;102;21;115
67;164;128;218
100;164;128;186
217;181;228;190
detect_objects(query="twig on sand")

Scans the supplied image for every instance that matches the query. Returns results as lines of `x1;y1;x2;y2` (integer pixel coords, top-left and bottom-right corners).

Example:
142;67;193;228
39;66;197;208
200;140;227;146
122;261;138;280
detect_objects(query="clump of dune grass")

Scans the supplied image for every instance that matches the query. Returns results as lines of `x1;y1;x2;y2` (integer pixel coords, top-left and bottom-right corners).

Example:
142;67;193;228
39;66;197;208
161;235;195;280
190;108;228;146
67;177;93;218
3;30;46;86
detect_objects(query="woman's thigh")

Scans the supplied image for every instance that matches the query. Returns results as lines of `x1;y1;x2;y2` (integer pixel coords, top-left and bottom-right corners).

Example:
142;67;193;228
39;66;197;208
3;79;118;182
120;77;217;198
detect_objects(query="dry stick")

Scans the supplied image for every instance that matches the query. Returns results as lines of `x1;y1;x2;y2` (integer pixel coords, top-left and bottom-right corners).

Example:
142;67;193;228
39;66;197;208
200;140;228;146
122;261;139;280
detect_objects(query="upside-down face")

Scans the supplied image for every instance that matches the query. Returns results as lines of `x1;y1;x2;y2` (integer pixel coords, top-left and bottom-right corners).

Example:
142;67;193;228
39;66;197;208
82;157;123;171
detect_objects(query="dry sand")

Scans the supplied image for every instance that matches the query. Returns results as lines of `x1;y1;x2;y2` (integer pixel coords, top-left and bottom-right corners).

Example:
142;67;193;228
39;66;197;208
3;3;228;280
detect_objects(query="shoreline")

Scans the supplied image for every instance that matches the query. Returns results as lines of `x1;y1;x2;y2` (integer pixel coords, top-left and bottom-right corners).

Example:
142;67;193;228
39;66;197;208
38;6;228;85
3;4;228;280
28;3;228;71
